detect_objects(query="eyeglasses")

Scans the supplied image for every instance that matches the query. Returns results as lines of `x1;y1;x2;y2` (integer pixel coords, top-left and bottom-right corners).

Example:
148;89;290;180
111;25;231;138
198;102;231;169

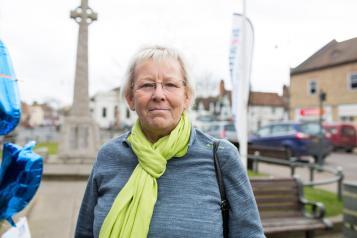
134;80;185;93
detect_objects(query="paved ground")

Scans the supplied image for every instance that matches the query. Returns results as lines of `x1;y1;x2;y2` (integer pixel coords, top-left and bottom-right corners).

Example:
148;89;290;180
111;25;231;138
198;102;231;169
258;150;357;193
325;150;357;182
24;162;92;237
27;180;87;238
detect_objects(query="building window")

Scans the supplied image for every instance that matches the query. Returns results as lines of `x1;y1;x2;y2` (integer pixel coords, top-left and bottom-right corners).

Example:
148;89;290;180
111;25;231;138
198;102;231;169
102;107;107;118
340;116;354;122
348;73;357;90
308;80;317;95
114;106;119;117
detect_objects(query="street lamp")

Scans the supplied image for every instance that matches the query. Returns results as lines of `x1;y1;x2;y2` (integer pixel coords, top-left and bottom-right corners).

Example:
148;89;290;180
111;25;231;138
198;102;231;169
317;90;326;165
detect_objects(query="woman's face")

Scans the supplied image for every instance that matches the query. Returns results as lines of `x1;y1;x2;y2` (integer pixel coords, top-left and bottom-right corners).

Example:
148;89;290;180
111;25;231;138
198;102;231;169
126;58;190;140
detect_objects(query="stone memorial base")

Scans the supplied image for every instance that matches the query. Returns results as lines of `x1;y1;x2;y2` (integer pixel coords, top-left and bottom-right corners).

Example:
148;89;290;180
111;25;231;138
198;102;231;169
58;116;100;163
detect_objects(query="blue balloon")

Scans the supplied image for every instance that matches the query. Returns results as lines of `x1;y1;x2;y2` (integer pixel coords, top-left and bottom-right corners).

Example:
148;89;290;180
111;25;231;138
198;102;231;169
0;141;43;226
0;39;21;135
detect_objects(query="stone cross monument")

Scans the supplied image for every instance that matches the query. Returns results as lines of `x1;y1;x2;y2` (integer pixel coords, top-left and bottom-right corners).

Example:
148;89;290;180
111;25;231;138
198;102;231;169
59;0;100;163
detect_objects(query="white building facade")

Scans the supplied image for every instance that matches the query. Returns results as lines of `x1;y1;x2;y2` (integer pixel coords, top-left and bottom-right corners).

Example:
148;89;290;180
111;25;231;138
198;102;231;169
247;91;288;134
90;88;136;129
248;105;287;133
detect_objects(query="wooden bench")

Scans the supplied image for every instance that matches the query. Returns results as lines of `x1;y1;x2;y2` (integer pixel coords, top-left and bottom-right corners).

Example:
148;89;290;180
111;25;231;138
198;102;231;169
248;144;292;160
247;144;311;175
251;177;332;238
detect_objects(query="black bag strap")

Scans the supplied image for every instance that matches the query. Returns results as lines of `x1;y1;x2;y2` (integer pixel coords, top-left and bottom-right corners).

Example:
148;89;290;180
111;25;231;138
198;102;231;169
213;140;230;238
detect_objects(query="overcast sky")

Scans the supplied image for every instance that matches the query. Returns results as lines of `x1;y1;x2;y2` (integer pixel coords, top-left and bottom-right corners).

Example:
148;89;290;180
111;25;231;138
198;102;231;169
1;0;356;106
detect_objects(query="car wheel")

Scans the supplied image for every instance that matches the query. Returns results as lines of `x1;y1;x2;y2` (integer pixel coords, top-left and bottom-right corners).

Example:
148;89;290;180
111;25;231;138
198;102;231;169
313;154;326;166
345;148;353;153
313;155;319;164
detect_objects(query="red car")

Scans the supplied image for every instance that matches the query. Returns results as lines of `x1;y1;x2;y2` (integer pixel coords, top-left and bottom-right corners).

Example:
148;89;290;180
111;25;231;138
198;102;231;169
323;123;357;152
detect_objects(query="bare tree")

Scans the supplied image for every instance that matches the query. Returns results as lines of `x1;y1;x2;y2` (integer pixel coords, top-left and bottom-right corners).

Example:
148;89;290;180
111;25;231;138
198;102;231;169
194;71;220;97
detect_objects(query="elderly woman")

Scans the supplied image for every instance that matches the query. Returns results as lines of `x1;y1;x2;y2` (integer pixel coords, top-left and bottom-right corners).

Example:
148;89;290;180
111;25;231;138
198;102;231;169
75;46;265;238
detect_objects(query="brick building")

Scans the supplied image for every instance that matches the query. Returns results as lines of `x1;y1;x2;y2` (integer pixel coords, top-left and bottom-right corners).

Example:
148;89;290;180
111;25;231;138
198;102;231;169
248;91;287;132
192;80;287;133
290;37;357;122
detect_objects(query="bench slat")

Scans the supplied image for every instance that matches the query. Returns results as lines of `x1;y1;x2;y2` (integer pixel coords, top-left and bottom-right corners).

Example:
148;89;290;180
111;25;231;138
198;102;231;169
262;217;326;233
257;201;299;209
248;145;288;160
255;196;298;204
254;190;298;195
258;203;300;212
260;210;303;219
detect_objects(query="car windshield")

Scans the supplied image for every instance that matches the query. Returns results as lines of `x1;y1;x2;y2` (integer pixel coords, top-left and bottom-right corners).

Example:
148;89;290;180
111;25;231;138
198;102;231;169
257;127;270;137
207;125;220;131
300;123;321;135
325;127;337;134
224;124;235;131
342;127;356;136
196;115;216;122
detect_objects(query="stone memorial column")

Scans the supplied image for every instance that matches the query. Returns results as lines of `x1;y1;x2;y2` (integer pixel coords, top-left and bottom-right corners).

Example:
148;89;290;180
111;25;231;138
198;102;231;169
59;0;100;163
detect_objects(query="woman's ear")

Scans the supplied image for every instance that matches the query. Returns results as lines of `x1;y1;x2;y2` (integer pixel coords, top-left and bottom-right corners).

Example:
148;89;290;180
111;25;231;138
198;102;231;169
183;94;191;111
125;93;135;111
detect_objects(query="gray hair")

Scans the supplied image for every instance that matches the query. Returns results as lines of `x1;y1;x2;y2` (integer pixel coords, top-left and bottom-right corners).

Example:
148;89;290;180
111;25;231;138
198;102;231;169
121;45;195;105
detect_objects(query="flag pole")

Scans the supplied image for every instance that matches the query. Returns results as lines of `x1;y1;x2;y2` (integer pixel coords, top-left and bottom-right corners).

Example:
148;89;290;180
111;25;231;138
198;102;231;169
230;1;253;169
238;0;248;168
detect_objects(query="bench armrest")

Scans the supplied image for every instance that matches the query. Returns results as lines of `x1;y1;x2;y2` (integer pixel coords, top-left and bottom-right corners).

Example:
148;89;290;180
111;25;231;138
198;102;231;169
300;198;325;219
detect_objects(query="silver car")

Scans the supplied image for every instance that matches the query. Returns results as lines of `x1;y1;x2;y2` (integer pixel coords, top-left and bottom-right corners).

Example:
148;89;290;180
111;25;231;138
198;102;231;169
206;122;238;144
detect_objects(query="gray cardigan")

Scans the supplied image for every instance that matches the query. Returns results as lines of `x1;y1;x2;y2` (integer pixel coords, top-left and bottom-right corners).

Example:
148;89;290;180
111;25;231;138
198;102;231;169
75;128;265;238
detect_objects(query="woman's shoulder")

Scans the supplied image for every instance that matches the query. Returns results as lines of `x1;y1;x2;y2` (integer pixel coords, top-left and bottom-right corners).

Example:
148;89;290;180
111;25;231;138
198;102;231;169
193;128;240;164
99;131;129;151
95;131;133;164
215;139;241;168
193;128;220;145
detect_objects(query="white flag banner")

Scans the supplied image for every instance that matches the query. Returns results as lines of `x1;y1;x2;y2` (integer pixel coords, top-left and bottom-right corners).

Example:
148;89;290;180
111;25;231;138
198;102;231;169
229;13;254;167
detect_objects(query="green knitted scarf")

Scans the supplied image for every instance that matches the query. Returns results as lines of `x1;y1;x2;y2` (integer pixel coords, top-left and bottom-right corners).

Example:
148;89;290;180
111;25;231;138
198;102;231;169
99;112;191;238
